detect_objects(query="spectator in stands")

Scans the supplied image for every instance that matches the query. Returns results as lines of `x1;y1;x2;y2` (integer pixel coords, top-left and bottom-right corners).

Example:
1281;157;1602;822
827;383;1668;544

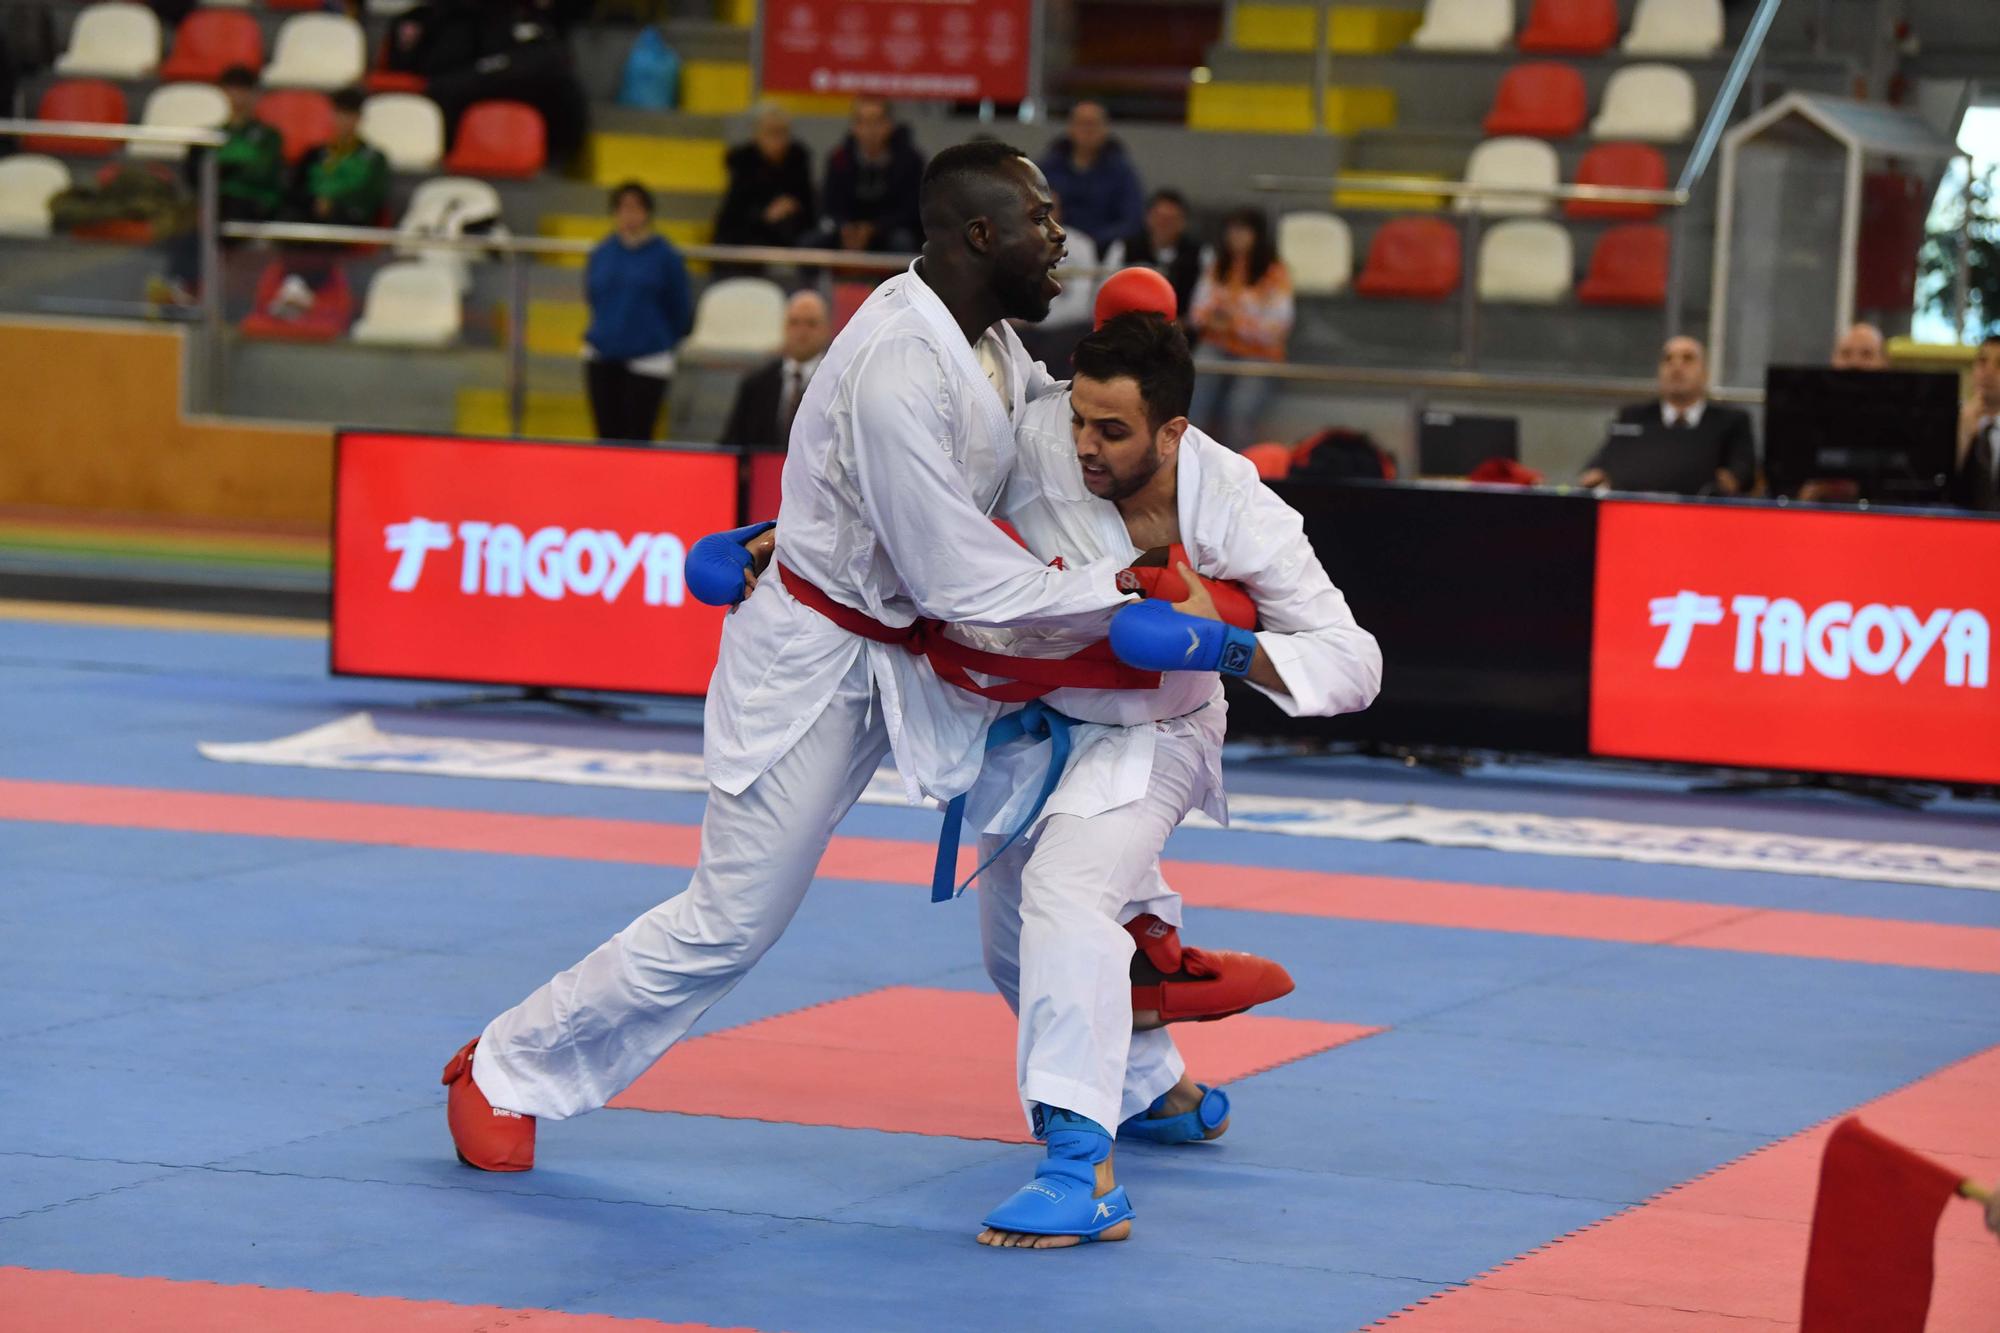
1579;336;1757;496
386;0;588;169
581;182;692;446
152;65;285;306
1104;188;1208;328
815;97;925;256
1185;208;1294;451
289;89;388;227
719;290;832;451
1832;321;1888;370
1037;100;1143;253
1951;334;2000;511
714;104;816;270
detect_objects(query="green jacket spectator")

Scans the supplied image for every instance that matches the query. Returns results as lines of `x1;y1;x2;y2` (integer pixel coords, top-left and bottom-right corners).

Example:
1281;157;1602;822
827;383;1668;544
292;138;390;227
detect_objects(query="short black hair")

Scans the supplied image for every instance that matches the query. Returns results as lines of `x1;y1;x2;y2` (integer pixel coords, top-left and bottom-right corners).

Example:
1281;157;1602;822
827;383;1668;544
1071;312;1195;432
1982;334;2000;350
608;180;654;214
1146;188;1188;212
919;139;1033;238
330;87;365;115
219;65;257;90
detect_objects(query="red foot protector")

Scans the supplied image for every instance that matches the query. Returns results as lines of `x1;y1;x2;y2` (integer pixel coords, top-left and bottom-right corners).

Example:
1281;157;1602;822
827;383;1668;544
442;1038;535;1172
612;986;1373;1142
1127;915;1296;1026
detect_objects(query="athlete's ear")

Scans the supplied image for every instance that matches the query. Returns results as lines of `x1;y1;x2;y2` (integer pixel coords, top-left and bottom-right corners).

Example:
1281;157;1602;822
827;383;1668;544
963;215;995;257
1157;416;1190;454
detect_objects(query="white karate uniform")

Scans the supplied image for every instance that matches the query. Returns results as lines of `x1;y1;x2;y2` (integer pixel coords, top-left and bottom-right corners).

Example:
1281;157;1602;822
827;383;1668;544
472;266;1133;1121
964;395;1383;1134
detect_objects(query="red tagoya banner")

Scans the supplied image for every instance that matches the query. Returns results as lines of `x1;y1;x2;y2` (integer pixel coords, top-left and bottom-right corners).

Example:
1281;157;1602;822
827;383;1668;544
760;0;1034;102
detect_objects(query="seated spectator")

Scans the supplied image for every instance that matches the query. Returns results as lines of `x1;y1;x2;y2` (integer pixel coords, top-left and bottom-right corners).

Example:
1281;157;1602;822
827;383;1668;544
386;0;587;168
581;182;692;445
1952;334;2000;512
1579;335;1757;496
1186;209;1294;451
289;88;388;227
1104;188;1209;328
714;104;816;268
1832;321;1888;370
1015;196;1099;378
152;65;285;305
814;97;924;256
720;290;832;451
1037;100;1143;253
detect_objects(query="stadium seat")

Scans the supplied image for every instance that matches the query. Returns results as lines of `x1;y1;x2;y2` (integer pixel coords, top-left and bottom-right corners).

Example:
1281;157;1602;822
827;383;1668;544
1244;443;1294;480
360;93;445;172
1591;64;1698;141
1483;63;1588;137
0;156;72;237
1477;219;1573;303
53;2;160;78
255;90;335;164
1624;0;1724;56
25;81;128;157
1409;0;1511;52
241;261;355;341
351;261;461;346
396;176;503;292
1354;216;1463;300
1517;0;1619;55
130;83;230;162
262;13;366;89
1460;137;1560;216
1576;224;1668;305
444;101;547;179
1277;212;1354;296
681;277;788;357
1566;142;1668;219
158;8;263;82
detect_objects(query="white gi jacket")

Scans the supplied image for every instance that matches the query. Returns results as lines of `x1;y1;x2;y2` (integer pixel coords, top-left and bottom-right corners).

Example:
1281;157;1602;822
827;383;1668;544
962;392;1383;834
703;266;1134;803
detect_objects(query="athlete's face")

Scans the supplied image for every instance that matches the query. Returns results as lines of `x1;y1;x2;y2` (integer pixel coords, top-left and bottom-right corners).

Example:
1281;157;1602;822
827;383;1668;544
1071;374;1184;502
985;159;1067;324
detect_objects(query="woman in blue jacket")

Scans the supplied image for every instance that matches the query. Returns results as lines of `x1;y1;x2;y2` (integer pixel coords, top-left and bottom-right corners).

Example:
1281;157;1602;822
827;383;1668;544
582;181;693;443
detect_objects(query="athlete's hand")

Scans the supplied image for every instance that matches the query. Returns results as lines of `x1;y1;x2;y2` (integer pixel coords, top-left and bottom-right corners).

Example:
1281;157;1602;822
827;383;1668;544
1171;562;1221;623
741;527;777;599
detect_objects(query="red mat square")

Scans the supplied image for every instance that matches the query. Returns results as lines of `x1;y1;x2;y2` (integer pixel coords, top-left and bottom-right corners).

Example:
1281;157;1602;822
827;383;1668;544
609;986;1378;1142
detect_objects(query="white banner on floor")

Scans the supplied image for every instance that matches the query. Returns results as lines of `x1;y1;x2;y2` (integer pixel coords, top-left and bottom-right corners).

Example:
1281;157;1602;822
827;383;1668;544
201;713;2000;893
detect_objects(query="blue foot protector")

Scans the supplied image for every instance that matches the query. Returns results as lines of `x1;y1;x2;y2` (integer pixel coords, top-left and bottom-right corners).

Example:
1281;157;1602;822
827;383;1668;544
1118;1084;1230;1145
982;1109;1135;1240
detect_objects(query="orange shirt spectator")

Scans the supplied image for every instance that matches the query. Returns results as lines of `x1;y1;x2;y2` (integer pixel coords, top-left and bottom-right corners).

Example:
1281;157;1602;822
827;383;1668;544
1187;209;1294;449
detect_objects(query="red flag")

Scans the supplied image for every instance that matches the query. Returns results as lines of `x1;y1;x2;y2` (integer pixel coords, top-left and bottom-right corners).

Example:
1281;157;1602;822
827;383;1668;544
1800;1116;1968;1332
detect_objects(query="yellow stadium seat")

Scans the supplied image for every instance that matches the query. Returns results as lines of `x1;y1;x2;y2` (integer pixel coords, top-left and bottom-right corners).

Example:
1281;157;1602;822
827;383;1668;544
456;388;597;442
584;134;727;194
1233;5;1318;52
1323;86;1397;133
523;299;589;357
1327;7;1424;52
1187;83;1315;134
681;61;752;115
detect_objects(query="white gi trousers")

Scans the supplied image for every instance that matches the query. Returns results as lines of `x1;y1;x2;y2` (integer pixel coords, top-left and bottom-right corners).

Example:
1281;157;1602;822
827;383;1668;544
976;708;1219;1135
472;656;890;1120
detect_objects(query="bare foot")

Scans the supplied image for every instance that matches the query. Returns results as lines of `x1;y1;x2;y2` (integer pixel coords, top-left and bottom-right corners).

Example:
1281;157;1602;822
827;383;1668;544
977;1155;1132;1249
1149;1074;1228;1140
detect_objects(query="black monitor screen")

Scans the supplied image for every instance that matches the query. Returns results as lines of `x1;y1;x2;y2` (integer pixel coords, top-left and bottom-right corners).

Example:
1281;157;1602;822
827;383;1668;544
1763;367;1958;502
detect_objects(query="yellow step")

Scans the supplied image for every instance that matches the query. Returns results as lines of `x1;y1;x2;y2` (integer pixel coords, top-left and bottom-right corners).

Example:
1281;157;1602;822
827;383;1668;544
1334;170;1448;211
525;298;589;357
718;0;754;26
1328;7;1423;53
1187;82;1395;134
456;387;598;442
537;214;715;270
682;60;752;115
763;90;855;117
1233;4;1318;51
585;133;727;194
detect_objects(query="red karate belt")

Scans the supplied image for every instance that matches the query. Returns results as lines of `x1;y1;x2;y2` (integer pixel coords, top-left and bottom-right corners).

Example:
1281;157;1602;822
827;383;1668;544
1800;1116;1992;1332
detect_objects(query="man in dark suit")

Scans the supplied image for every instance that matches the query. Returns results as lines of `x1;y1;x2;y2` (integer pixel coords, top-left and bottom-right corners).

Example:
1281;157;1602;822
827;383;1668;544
1951;335;2000;512
719;289;832;451
1579;335;1757;496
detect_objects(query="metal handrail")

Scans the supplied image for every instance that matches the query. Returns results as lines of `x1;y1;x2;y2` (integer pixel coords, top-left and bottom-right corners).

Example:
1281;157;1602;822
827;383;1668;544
1252;173;1691;208
1174;357;1762;406
1680;0;1786;194
0;119;226;148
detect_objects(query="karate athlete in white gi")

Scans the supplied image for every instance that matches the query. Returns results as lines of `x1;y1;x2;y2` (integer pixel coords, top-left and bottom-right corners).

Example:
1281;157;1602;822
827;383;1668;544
962;312;1382;1247
440;141;1142;1172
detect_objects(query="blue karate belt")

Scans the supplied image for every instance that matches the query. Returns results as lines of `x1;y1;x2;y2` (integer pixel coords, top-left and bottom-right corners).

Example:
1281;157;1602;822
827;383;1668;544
930;699;1075;903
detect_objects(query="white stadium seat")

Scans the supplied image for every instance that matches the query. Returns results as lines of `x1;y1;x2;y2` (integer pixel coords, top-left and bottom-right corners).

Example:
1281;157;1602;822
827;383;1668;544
679;277;788;358
130;83;231;162
351;261;462;347
1460;136;1561;216
1409;0;1513;53
1591;64;1699;142
0;156;73;238
262;14;366;90
1277;211;1354;297
395;176;505;293
360;93;445;173
1624;0;1725;57
53;2;161;79
1477;218;1574;303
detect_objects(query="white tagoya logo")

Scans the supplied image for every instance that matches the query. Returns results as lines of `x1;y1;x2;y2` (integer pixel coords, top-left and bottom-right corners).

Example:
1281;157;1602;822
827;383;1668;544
382;518;688;606
1647;591;1989;686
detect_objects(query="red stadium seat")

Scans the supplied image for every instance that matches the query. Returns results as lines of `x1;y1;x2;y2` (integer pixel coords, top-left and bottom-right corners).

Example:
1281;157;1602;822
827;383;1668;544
25;80;128;156
1483;62;1588;137
444;101;546;179
1244;443;1294;481
1566;142;1668;220
1576;224;1669;306
241;261;355;341
255;89;334;165
1354;217;1463;300
158;9;263;82
264;0;325;9
1517;0;1620;55
365;30;426;94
